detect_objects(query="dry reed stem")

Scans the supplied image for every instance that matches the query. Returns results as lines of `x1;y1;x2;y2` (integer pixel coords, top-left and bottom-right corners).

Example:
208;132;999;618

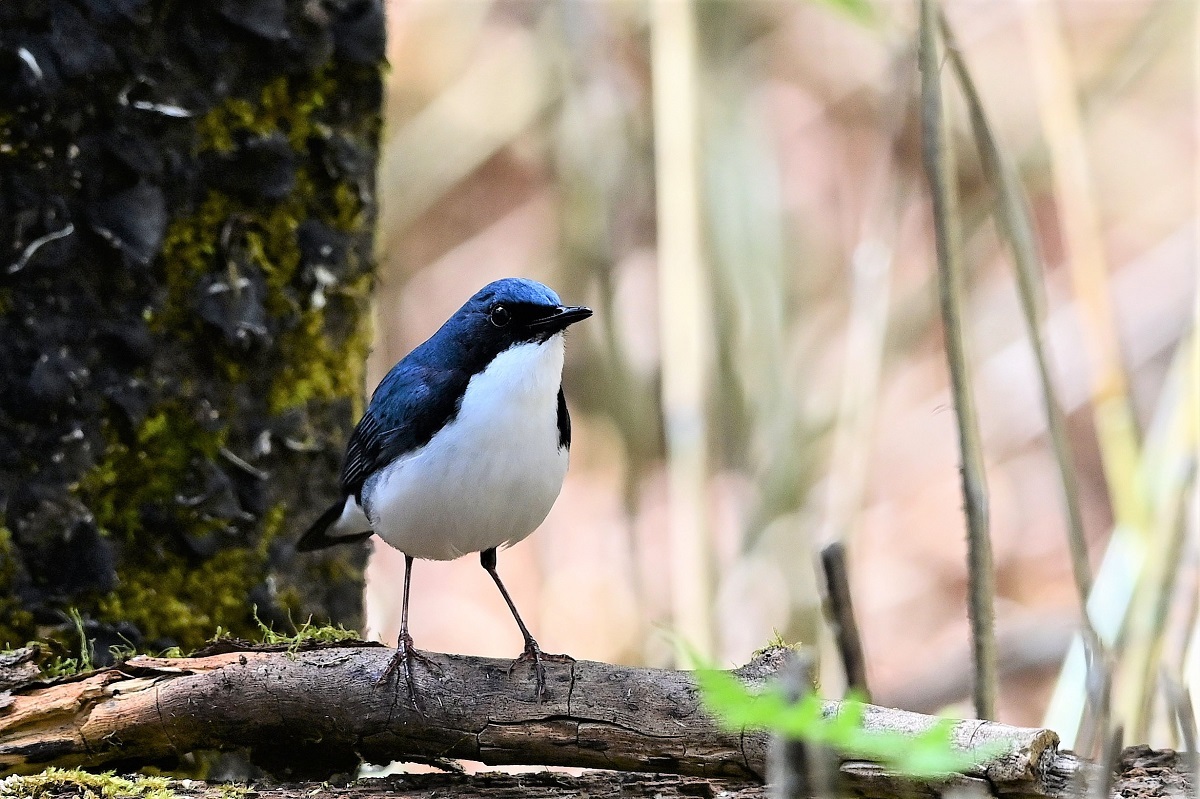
1020;0;1147;535
1123;346;1198;741
938;14;1092;616
651;0;714;659
917;0;996;721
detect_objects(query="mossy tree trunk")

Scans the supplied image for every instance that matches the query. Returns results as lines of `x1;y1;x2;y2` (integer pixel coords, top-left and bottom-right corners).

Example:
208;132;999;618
0;0;385;658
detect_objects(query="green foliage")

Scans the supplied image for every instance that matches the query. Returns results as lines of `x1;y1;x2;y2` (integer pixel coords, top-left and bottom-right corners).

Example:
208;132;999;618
0;768;177;799
252;606;361;653
697;667;1003;778
31;609;95;679
813;0;875;24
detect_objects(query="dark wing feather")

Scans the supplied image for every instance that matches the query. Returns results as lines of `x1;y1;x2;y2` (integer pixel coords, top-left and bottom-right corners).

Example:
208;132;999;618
340;360;469;502
296;501;373;551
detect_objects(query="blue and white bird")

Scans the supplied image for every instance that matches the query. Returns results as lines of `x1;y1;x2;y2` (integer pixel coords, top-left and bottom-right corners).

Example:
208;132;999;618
297;278;591;699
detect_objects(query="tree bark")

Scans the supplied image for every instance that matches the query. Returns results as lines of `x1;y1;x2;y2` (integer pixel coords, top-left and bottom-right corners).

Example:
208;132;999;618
0;0;384;655
0;643;1087;798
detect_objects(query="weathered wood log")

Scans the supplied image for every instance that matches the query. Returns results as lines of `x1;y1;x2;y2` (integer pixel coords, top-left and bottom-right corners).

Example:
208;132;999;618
1;643;777;780
0;643;1079;796
0;649;39;694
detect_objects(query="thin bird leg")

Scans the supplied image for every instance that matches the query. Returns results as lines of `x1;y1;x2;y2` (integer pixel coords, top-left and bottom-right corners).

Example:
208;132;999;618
378;554;440;705
480;547;574;700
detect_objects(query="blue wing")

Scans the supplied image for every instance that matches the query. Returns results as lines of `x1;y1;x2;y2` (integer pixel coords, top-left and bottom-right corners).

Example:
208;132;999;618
340;360;469;502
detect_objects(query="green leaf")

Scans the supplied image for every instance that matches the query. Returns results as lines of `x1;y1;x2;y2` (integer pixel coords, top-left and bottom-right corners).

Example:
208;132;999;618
813;0;876;25
696;662;1007;778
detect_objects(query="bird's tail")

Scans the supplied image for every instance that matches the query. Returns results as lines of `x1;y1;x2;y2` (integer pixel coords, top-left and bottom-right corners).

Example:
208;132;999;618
296;500;373;552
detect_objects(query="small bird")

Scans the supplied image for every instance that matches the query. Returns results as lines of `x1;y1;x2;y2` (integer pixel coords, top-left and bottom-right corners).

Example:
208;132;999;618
297;278;591;700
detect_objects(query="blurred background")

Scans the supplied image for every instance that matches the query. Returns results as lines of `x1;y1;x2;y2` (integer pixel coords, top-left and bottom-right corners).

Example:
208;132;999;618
359;0;1197;747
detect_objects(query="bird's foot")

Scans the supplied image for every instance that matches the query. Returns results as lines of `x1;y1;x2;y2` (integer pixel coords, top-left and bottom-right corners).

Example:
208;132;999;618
508;639;574;701
377;631;441;707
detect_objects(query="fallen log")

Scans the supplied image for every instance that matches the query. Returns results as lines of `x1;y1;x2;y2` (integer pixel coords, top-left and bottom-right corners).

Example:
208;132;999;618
1;643;1076;796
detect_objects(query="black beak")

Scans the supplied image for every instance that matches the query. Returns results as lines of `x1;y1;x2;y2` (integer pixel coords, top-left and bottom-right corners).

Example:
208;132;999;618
528;304;592;333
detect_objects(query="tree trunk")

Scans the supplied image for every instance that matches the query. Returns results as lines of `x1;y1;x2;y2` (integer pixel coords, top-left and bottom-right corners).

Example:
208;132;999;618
0;0;385;656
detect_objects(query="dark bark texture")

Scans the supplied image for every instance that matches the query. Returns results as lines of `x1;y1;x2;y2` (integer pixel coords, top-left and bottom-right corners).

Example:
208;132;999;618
0;0;385;655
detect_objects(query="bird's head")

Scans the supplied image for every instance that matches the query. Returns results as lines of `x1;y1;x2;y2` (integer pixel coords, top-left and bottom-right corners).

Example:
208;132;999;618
444;278;592;356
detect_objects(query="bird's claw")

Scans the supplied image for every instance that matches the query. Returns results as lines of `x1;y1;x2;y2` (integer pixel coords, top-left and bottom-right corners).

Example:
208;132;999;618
508;639;574;701
378;632;441;708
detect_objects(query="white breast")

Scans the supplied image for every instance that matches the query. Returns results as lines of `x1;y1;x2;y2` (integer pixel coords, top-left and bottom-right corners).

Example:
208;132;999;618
361;335;570;561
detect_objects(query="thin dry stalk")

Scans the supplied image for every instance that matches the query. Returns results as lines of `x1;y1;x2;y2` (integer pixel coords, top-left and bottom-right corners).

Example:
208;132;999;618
820;542;871;701
939;14;1093;613
1121;334;1198;741
1161;669;1198;755
918;0;996;720
1020;0;1147;535
1075;635;1113;762
1022;0;1157;747
650;0;714;659
1087;725;1124;799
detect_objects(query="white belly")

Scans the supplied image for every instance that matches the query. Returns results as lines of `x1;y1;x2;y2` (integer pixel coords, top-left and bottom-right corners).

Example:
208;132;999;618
361;336;569;561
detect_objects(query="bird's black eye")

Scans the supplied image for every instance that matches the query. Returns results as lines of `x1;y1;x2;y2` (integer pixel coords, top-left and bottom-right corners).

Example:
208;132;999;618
489;305;511;327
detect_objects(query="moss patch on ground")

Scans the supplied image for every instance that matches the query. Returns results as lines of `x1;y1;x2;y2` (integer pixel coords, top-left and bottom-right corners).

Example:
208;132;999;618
0;768;177;799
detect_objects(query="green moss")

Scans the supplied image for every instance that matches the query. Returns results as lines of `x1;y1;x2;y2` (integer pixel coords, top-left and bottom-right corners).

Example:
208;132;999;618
156;59;380;417
259;502;288;543
268;275;372;415
0;525;36;648
216;785;251;799
75;405;227;542
154;191;231;335
72;406;255;648
330;181;365;232
95;548;264;647
756;631;795;655
253;607;360;652
0;768;177;799
195;73;336;154
0;112;20;158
